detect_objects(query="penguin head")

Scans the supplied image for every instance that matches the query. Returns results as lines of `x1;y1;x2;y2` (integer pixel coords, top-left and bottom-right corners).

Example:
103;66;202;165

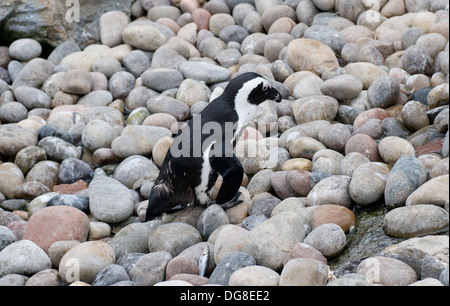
228;72;282;106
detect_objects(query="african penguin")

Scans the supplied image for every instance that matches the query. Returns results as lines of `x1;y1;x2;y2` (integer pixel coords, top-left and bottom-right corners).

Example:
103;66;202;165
145;72;282;221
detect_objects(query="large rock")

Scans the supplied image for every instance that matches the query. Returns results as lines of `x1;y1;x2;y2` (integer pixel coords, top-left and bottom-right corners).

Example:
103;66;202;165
0;0;132;48
0;124;38;157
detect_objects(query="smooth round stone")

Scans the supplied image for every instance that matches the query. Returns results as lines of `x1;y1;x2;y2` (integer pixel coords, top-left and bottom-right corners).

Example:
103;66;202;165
284;242;327;266
0;163;25;199
402;45;433;76
112;125;171;159
88;176;134;223
428;83;449;109
383;205;449;238
122;23;167;51
320;74;363;101
25;161;59;190
339;152;370;177
242;211;305;271
384;156;428;209
307;175;351;208
23;206;89;253
416;33;448;59
289;136;326;159
59;241;115;284
209;13;236;36
303;223;346;258
198;36;226;59
291;95;339;124
344;62;389;89
312;149;344;175
406;174;449;207
82;120;117;152
141;68;184;92
318;123;352;153
176;78;211;107
0;102;28;123
349;162;390;206
148;223;202;257
91;264;130;286
229;266;280;286
123;50;152;78
353;118;384;140
178;61;231;85
208;252;256;286
60;69;92;95
214;225;249;264
282;158;312;172
37;137;81;163
92;57;122;78
367;76;400;109
14;146;46;177
46;194;89;214
353;108;391;130
357;256;417;286
0;124;39;157
345;134;382;162
0;240;51;278
99;11;129;47
378;136;415;165
311;204;356;233
109;71;135;99
14;86;51;109
279;258;329;286
219;25;249;44
11;58;54;90
9;39;42;61
304;25;347;54
147;96;190;121
287;39;339;75
58;158;93;184
15;181;49;199
197;205;230;241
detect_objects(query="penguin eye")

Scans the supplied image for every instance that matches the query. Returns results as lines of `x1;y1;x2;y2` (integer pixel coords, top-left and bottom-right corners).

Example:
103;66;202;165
262;83;270;92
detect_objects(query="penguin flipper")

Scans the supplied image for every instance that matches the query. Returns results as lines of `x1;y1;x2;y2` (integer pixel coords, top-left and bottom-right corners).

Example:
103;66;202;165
209;154;244;208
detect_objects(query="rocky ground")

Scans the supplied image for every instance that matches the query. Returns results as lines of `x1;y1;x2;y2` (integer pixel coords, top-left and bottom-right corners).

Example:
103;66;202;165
0;0;449;287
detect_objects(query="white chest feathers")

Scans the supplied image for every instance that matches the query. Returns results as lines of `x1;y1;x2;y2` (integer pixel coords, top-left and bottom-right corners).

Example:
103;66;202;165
234;77;266;139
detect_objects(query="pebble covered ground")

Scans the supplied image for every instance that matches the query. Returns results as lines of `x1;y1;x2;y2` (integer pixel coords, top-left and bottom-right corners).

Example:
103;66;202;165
0;0;449;287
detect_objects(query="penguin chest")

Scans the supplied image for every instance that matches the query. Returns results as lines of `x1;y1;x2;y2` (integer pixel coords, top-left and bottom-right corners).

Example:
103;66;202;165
195;142;215;205
234;103;257;142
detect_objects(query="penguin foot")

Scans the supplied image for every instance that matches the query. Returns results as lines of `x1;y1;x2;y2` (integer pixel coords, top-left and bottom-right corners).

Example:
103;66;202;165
210;192;243;210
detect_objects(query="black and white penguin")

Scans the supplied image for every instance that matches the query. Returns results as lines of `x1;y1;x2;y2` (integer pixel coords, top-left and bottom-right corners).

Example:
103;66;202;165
145;72;282;221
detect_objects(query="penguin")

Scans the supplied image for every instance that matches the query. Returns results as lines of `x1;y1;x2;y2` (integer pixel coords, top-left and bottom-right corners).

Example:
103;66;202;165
145;72;282;221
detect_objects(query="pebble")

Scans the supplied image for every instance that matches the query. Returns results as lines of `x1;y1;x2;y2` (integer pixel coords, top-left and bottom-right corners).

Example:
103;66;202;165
383;204;449;238
406;174;449;208
178;61;231;84
141;68;184;92
307;175;352;208
122;22;167;51
243;211;305;271
88;176;134;223
279;258;329;286
357;256;417;286
291;96;339;124
349;162;390;206
320;74;363;101
208;252;256;286
8;38;42;61
23;205;89;252
0;240;52;278
303;223;346;258
229;265;280;286
384;156;428;209
148;223;202;257
214;225;248;264
59;241;115;284
287;39;339;75
378;136;416;165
